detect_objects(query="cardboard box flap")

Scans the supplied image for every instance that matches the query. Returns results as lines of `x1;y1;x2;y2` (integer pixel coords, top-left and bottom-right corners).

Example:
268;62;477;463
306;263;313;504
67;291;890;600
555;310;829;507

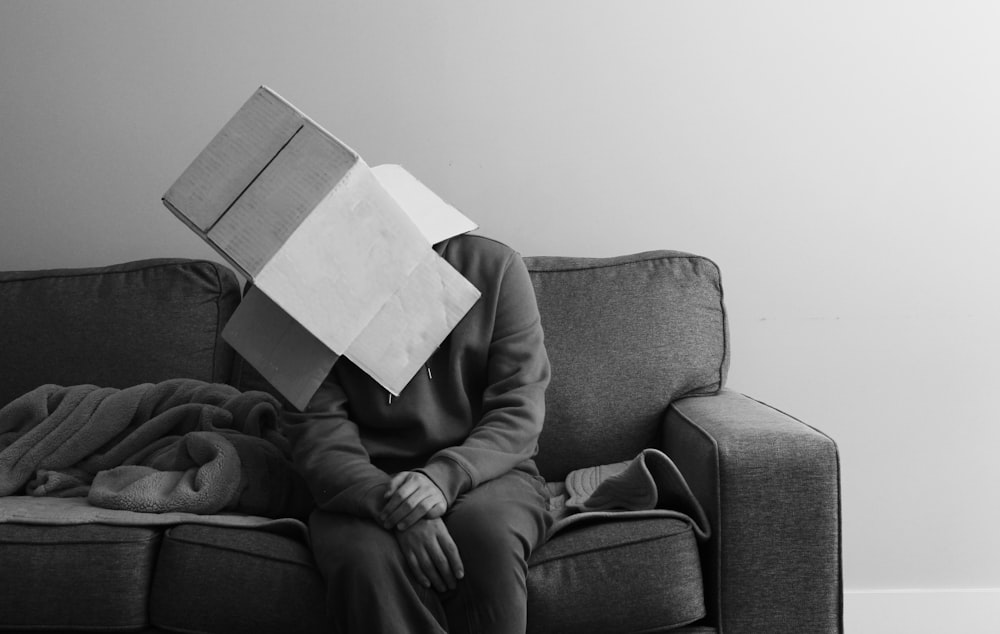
222;287;338;411
253;163;434;355
344;249;482;395
372;164;478;245
163;88;307;233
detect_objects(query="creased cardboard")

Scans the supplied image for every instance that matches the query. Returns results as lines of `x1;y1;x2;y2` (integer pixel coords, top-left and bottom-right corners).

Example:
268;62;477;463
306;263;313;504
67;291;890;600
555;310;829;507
372;164;478;246
163;86;480;410
344;249;482;391
221;286;339;410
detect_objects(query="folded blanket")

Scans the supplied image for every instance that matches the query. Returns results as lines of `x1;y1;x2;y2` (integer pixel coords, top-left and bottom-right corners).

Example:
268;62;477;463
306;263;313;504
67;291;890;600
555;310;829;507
0;379;311;519
548;448;710;539
87;431;243;514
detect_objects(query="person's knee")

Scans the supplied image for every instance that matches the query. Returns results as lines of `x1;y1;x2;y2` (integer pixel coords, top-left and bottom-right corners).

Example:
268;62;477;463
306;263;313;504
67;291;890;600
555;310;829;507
310;513;449;633
448;480;547;569
311;512;400;578
449;504;511;543
448;506;528;579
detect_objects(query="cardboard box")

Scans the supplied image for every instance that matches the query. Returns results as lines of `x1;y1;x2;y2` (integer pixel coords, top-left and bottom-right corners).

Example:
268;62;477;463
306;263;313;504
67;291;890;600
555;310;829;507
163;87;480;409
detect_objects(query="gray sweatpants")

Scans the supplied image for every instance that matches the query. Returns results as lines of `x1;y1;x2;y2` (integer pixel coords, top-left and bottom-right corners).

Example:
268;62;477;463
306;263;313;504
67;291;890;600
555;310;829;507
309;469;551;634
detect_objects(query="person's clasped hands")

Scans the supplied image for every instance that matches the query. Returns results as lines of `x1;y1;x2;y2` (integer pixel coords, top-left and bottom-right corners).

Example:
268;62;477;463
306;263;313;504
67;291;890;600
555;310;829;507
381;471;447;530
381;471;465;592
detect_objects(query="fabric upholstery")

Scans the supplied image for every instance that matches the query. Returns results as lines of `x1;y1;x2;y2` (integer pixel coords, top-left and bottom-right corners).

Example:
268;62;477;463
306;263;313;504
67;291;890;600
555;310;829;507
526;517;705;634
524;251;729;481
0;252;844;634
0;258;240;407
664;390;842;634
0;495;307;537
150;524;328;634
0;523;159;630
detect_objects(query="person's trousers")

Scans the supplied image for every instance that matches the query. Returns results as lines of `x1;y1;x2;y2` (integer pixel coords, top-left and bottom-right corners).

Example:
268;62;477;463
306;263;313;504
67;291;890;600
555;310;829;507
309;469;551;634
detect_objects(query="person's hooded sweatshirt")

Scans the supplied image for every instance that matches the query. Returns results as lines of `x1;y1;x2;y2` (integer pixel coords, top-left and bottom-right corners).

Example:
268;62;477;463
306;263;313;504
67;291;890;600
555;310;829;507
284;235;550;520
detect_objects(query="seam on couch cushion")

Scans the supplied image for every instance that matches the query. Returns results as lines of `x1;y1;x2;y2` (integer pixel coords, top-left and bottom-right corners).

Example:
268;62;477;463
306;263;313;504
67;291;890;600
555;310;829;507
0;258;213;283
530;526;693;567
524;251;719;274
631;620;713;634
0;534;160;546
163;530;316;568
663;400;724;630
202;260;233;382
0;523;161;546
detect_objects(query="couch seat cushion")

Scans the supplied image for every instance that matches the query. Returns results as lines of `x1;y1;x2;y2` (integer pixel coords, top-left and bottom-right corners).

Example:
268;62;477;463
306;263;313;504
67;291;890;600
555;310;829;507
527;517;705;634
150;524;327;634
0;523;159;631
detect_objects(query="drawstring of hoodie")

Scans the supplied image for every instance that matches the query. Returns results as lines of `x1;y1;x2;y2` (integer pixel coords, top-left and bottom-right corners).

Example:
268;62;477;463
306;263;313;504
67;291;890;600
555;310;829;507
387;364;433;405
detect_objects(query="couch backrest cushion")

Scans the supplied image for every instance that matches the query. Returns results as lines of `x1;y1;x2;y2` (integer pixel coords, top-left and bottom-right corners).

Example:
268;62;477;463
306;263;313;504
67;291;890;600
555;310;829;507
525;251;729;481
0;259;240;407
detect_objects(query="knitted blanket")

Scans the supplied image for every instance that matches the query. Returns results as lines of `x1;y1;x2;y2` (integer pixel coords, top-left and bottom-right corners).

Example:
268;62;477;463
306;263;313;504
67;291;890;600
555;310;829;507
547;448;711;539
0;379;311;519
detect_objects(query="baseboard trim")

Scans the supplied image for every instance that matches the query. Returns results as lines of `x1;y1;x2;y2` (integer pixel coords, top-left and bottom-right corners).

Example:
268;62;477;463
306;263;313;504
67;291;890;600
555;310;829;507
845;588;1000;633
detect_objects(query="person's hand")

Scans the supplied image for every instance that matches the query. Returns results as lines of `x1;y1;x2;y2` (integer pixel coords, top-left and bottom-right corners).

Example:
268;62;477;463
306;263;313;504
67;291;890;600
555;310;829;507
394;517;465;592
380;471;447;531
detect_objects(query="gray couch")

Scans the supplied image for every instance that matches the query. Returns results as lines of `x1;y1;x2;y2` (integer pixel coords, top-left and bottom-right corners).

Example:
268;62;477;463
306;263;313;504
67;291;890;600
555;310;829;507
0;251;842;633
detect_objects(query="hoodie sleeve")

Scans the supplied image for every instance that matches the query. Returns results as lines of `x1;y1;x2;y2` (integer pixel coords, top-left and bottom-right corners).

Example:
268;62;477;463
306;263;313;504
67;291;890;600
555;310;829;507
283;378;392;520
417;252;550;504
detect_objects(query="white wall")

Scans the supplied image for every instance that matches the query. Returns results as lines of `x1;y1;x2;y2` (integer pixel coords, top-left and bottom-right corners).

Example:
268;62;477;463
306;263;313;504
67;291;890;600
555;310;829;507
2;0;998;611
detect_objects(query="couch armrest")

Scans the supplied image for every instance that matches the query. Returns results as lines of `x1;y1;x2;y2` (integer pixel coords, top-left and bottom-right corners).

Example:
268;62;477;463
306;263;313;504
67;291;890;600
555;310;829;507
662;389;842;634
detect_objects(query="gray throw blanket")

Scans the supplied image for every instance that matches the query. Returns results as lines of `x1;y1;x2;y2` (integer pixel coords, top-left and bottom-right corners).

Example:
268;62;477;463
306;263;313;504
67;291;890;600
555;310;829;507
547;448;711;539
0;379;311;518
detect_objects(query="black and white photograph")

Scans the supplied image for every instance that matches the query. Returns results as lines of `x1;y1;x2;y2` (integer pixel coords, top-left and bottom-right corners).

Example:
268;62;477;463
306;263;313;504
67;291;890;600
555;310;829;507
1;2;997;632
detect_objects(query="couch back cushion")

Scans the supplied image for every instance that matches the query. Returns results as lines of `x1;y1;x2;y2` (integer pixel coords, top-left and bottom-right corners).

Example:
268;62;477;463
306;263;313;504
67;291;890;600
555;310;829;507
525;251;729;481
0;259;240;407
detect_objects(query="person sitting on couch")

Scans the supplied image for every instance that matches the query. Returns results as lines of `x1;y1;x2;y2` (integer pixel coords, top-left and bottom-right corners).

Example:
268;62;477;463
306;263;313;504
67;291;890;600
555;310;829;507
284;234;552;634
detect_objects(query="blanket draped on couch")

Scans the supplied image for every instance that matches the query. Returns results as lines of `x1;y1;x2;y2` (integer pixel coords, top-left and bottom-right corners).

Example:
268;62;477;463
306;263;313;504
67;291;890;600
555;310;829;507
0;379;311;518
547;448;711;539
